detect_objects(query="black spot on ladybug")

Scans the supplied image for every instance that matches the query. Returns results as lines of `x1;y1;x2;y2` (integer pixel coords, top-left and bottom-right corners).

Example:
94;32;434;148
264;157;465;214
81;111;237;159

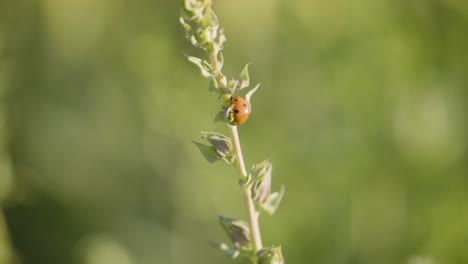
230;96;250;125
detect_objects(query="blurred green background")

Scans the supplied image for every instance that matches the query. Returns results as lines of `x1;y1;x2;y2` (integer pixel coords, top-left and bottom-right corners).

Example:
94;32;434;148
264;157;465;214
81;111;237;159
1;0;468;263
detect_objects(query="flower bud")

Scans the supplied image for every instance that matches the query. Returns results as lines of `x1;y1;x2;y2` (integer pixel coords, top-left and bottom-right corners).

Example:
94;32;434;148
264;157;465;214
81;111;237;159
200;132;232;158
218;216;252;250
257;246;284;264
250;160;273;204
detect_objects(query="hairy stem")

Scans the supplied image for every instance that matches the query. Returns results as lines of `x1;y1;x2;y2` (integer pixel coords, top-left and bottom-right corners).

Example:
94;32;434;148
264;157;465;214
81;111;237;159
229;125;263;259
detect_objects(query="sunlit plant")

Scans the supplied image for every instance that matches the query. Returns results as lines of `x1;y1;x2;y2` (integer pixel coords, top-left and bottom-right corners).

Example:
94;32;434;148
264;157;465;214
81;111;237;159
178;0;285;263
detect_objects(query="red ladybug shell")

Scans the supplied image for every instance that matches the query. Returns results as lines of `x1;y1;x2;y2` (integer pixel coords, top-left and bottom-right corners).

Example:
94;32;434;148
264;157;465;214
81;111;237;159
231;96;250;125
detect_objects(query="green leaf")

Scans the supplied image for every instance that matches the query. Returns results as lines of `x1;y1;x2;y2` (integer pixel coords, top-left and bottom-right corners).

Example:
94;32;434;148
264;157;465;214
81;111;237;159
189;34;200;47
219;74;227;87
259;185;285;215
214;110;224;122
250;159;272;180
226;104;235;123
222;155;236;165
179;0;206;22
214;28;226;52
218;216;252;251
199;132;236;164
186;56;213;78
209;77;218;92
179;17;193;40
200;7;219;28
210;242;240;259
245;83;260;105
257;246;284;264
217;52;224;72
225;79;238;94
250;159;272;204
200;132;232;158
238;63;251;90
200;25;216;46
193;141;219;163
220;87;232;95
177;0;193;19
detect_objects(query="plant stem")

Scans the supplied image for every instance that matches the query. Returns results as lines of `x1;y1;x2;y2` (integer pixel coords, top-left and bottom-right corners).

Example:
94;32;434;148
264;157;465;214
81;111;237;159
209;41;263;262
228;125;248;177
229;125;263;259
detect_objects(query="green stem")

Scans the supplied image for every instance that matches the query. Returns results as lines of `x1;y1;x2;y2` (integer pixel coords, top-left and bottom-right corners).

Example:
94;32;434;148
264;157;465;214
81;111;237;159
229;125;263;260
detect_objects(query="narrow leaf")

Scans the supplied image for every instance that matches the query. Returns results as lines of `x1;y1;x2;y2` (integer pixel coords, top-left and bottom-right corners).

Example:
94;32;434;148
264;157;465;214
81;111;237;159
209;77;218;92
217;52;224;72
238;63;251;90
220;87;232;95
200;7;219;28
193;141;219;163
253;180;270;205
227;79;239;93
251;160;272;204
190;34;200;47
200;131;231;142
259;185;285;215
200;132;234;161
257;245;284;264
245;83;260;105
213;28;227;53
186;56;213;78
177;0;193;19
179;17;193;39
210;242;240;259
218;216;252;250
250;159;272;180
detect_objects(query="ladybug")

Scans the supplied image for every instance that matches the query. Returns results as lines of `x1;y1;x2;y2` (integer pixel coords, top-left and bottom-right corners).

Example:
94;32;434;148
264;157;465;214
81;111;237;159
230;96;251;125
